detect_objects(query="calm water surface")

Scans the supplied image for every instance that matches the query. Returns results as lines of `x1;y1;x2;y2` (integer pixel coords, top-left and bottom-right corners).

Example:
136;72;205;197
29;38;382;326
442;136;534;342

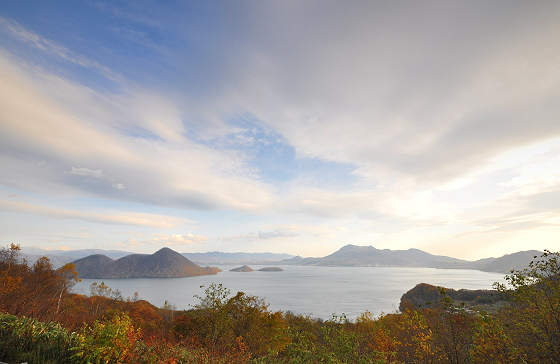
74;266;505;320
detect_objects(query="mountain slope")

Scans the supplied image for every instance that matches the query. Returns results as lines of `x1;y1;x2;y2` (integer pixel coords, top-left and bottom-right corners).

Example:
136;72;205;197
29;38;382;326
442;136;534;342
474;250;543;273
71;254;114;278
73;247;221;278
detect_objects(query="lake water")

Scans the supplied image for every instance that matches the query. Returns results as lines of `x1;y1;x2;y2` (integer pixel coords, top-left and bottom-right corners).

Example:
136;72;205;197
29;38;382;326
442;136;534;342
73;265;506;320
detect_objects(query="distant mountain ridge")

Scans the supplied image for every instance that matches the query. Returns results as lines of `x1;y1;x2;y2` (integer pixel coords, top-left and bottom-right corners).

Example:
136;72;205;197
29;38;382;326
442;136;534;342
18;244;541;274
20;247;293;268
471;250;543;273
183;251;294;265
20;246;132;259
293;244;542;274
72;247;221;279
20;246;134;268
298;245;467;268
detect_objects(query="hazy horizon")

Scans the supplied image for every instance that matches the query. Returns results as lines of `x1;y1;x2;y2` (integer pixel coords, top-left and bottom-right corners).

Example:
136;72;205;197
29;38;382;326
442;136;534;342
2;1;560;260
17;243;542;263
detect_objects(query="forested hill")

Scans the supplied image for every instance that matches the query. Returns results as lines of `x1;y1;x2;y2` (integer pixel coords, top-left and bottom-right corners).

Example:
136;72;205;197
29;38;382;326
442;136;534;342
72;247;221;278
399;283;506;312
296;244;542;273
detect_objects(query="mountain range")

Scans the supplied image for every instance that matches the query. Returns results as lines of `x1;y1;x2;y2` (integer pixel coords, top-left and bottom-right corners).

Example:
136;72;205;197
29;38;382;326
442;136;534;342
71;247;221;279
294;244;542;273
183;251;294;265
19;247;294;268
19;244;542;275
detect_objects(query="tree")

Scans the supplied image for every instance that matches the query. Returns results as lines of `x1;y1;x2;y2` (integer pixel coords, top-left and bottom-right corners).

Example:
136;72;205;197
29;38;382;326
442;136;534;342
72;313;138;364
494;250;560;363
0;244;79;321
385;310;438;364
174;283;288;358
425;289;476;364
0;244;25;303
470;312;521;364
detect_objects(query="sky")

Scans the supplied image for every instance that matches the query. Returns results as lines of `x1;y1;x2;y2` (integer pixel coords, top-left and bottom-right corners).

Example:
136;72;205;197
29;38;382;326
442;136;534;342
1;1;560;260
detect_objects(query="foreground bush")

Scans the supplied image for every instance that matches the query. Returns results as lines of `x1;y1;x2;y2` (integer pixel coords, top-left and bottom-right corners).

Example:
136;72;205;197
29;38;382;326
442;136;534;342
173;283;288;360
0;313;76;364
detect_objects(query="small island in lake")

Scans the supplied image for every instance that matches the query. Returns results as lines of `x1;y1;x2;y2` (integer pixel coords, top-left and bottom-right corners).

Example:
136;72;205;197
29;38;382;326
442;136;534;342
230;265;254;272
258;267;283;271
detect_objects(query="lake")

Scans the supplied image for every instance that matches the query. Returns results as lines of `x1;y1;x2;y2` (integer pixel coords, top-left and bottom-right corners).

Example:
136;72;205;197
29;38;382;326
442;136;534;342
73;265;506;320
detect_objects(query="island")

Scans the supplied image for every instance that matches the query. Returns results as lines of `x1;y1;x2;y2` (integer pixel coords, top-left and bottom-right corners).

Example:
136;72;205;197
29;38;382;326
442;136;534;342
72;247;221;278
229;265;254;272
258;267;283;271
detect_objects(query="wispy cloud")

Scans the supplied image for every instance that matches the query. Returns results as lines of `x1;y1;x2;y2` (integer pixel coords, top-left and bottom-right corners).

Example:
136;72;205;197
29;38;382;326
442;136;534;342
0;52;275;212
66;167;105;178
217;233;258;242
151;233;208;245
0;16;127;84
218;229;299;242
0;199;189;228
257;230;298;239
115;233;208;248
44;245;72;251
112;183;126;190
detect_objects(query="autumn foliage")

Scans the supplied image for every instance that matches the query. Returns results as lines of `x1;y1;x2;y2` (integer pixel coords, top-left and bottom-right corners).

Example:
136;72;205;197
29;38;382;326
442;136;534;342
1;243;559;363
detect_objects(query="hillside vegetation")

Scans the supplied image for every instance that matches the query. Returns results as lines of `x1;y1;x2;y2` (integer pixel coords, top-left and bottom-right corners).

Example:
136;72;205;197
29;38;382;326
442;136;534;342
1;244;559;363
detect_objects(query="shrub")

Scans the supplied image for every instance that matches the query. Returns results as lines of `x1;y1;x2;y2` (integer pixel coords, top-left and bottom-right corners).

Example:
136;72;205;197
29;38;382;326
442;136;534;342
0;312;77;364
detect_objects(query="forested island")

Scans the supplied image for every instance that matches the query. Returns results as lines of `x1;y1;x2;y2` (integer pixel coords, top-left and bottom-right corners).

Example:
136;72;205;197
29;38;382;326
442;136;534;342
71;247;221;278
230;265;255;272
229;265;284;272
1;243;559;363
258;267;283;271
